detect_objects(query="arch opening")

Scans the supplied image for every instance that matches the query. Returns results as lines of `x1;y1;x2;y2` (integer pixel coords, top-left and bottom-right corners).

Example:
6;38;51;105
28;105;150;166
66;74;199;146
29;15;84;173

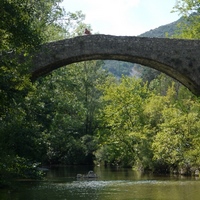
30;35;200;95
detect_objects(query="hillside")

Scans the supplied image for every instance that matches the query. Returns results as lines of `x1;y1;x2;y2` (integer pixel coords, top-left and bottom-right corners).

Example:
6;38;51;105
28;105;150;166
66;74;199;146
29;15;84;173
139;17;184;38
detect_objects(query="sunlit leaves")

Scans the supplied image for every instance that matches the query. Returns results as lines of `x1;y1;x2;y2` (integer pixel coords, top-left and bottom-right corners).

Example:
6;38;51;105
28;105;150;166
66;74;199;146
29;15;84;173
98;74;200;170
173;0;200;16
99;77;150;166
172;0;200;39
102;77;148;130
152;91;200;168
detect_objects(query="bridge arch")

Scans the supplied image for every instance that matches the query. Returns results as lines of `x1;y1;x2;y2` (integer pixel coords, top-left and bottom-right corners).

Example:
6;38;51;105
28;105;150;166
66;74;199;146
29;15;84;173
31;34;200;96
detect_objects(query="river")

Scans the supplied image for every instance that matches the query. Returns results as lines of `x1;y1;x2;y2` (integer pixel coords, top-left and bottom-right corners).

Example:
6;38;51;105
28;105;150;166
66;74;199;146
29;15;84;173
1;165;200;200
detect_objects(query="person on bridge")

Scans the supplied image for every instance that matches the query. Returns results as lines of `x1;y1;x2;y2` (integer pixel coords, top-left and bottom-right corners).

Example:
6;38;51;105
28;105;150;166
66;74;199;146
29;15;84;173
84;28;91;35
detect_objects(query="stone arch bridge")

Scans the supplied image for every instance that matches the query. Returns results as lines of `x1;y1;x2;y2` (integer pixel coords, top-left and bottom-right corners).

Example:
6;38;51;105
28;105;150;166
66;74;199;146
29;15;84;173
31;35;200;96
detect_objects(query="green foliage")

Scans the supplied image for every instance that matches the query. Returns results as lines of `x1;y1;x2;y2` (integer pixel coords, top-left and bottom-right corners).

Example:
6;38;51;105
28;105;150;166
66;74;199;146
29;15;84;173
32;0;200;174
1;0;200;184
0;0;66;183
152;97;200;170
97;77;151;167
145;79;200;172
0;0;64;51
172;0;200;39
96;74;200;172
0;155;43;180
1;0;39;51
0;1;104;180
29;60;109;165
173;0;200;16
0;0;66;118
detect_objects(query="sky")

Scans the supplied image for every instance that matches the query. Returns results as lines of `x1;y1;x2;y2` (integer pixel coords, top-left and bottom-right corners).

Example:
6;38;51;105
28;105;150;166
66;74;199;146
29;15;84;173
61;0;180;36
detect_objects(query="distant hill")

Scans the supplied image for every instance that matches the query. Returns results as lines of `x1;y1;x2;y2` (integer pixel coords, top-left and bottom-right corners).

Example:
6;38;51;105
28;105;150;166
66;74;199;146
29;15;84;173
139;17;184;38
103;16;184;79
102;60;135;78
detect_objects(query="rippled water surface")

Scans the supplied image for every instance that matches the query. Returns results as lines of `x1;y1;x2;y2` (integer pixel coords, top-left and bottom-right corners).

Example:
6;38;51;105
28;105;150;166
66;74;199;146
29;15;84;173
1;166;200;200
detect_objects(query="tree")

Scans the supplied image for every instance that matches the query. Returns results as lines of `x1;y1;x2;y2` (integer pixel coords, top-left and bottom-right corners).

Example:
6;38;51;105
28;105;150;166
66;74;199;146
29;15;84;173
29;60;109;165
0;0;66;119
11;7;101;166
173;0;200;39
0;0;65;51
97;77;151;168
152;100;200;173
0;0;66;184
173;0;200;16
146;80;200;173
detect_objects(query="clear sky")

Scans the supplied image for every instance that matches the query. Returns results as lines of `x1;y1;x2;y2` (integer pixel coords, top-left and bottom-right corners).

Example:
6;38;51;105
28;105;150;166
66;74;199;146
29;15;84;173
61;0;180;36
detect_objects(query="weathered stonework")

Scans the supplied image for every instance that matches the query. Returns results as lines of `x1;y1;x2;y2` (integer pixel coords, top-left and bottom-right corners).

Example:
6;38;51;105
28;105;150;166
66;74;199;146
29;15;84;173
31;34;200;96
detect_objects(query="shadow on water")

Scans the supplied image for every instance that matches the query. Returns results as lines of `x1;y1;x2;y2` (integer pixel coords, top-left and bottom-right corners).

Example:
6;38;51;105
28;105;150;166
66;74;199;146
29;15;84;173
1;165;200;200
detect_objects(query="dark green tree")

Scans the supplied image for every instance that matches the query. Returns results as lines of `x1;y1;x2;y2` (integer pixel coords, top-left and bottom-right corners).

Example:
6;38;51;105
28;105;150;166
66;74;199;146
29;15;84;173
30;60;109;165
0;0;66;184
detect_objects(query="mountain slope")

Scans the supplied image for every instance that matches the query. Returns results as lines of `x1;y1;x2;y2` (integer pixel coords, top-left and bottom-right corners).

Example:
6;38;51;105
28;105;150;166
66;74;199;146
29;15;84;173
139;17;183;38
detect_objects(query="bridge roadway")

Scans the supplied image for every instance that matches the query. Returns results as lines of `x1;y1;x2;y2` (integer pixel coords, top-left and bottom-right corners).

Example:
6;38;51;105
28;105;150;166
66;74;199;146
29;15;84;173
31;35;200;96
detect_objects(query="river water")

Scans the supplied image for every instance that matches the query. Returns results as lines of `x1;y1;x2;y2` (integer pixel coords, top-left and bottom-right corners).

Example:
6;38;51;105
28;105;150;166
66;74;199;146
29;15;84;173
1;165;200;200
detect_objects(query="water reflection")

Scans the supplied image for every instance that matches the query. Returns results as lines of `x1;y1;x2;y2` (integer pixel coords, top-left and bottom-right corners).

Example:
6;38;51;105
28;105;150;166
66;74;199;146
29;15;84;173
1;166;200;200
